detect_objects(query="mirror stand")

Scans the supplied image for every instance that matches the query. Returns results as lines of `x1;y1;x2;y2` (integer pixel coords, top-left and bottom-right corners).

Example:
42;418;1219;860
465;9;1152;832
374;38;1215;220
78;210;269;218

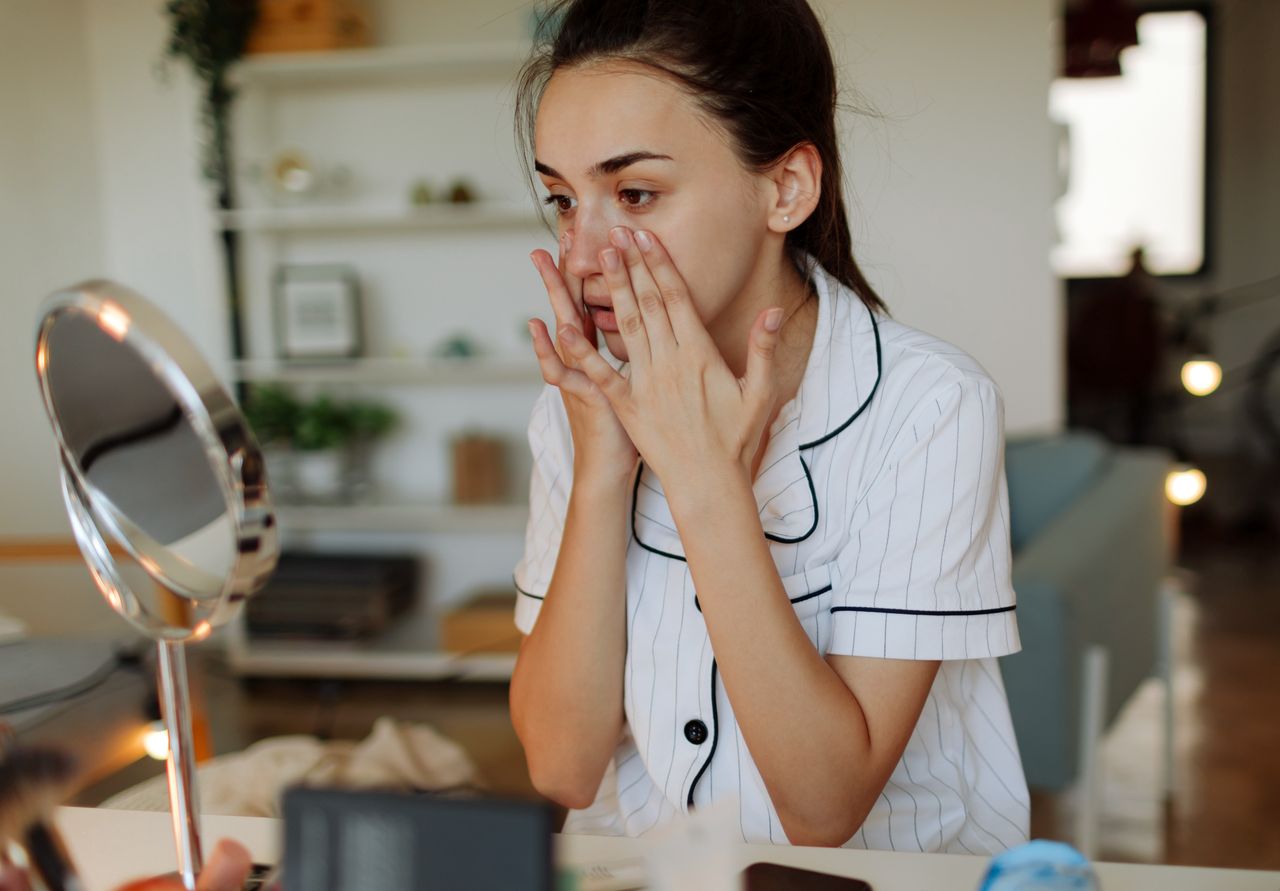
159;639;202;887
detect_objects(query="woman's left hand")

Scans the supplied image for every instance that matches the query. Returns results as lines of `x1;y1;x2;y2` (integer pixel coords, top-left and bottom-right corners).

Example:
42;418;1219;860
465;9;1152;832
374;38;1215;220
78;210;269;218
556;226;785;491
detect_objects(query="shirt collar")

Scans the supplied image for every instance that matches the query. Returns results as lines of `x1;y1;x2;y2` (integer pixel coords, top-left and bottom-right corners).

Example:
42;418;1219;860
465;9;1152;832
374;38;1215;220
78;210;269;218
630;258;884;560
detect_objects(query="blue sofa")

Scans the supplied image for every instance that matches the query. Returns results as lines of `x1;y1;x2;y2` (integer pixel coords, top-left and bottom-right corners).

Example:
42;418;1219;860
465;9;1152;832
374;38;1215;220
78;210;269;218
999;431;1173;851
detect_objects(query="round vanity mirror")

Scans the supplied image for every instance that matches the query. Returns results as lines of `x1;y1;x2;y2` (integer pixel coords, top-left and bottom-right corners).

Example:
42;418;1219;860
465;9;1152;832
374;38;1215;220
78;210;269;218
35;281;277;637
34;280;280;889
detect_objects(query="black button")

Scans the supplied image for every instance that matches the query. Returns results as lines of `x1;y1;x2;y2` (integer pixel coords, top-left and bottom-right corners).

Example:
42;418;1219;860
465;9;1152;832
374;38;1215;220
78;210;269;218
684;719;709;745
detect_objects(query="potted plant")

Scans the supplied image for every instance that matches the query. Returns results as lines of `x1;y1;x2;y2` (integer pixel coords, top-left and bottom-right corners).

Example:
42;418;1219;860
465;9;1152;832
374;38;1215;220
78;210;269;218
244;385;398;502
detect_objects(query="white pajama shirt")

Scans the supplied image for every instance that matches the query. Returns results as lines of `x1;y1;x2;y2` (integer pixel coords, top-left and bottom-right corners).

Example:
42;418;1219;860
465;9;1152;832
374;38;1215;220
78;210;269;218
513;259;1030;853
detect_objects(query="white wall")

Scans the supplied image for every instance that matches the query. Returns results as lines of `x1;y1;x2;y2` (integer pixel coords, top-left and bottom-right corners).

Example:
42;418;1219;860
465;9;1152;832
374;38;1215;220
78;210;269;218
0;0;107;539
0;0;125;634
818;0;1062;435
81;0;230;376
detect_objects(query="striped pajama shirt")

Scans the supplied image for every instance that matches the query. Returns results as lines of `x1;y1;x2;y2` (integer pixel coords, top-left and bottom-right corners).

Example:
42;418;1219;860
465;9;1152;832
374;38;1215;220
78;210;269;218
514;257;1030;853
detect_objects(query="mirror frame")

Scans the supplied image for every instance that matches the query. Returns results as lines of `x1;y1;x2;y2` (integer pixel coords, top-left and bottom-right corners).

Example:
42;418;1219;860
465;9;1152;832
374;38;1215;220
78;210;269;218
34;279;278;641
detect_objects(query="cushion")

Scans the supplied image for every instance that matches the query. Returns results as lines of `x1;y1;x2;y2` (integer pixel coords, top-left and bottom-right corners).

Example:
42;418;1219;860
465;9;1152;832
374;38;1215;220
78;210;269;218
1005;430;1111;552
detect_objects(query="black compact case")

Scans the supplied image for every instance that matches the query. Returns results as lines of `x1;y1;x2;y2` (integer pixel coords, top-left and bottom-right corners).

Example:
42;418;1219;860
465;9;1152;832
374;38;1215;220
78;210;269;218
743;862;873;891
281;787;555;891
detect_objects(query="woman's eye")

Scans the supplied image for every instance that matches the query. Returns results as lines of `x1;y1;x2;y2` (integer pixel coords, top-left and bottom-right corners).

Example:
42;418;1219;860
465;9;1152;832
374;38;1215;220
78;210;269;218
541;194;576;216
619;188;656;209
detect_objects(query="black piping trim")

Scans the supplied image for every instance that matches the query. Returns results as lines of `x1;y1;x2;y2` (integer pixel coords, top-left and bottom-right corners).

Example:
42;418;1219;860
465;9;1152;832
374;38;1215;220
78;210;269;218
789;583;833;605
695;582;831;614
686;660;719;809
513;578;544;601
630;301;884;561
763;454;820;544
631;466;683;560
799;303;883;450
829;604;1015;617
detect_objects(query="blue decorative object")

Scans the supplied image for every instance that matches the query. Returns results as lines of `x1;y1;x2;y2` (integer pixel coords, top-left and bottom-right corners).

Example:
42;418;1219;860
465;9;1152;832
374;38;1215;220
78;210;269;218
978;840;1099;891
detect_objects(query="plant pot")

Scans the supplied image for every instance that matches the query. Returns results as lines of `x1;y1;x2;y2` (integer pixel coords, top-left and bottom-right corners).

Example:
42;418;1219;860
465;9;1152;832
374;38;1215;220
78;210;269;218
261;444;298;501
293;449;348;502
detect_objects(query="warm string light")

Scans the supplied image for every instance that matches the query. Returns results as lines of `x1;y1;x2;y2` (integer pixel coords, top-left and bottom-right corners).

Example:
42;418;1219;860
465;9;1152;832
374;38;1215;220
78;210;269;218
1180;357;1222;396
1165;466;1207;506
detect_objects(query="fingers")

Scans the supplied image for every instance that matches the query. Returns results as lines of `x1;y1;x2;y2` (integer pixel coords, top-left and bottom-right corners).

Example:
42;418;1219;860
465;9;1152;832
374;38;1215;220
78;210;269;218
111;837;253;891
528;318;602;401
744;306;784;406
558;325;630;410
608;227;675;356
196;840;254;891
599;238;651;372
557;229;584;321
530;239;584;341
631;229;713;351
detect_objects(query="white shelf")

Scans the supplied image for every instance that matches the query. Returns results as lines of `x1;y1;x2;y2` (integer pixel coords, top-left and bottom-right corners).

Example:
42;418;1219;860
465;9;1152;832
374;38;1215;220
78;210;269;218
234;355;541;386
276;500;528;534
215;202;542;233
227;641;515;681
229;41;531;88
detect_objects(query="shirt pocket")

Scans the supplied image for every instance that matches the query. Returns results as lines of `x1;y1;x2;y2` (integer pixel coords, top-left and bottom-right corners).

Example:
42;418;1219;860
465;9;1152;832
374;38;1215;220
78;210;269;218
779;562;836;654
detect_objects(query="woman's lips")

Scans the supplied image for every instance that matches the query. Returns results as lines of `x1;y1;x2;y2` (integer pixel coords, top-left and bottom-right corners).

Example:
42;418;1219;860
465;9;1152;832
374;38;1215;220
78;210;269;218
586;303;619;333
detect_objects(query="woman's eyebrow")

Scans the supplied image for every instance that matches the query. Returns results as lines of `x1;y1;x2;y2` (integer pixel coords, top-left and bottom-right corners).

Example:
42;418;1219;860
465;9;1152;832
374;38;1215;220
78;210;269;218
535;151;674;181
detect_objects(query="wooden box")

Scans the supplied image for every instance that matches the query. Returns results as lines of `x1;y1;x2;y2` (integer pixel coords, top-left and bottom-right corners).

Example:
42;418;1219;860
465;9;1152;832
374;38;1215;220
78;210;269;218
440;590;521;654
451;433;509;504
247;0;372;54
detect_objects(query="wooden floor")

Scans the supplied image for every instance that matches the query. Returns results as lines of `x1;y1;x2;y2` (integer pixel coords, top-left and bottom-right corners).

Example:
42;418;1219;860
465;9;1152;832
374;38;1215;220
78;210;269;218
1026;529;1280;870
82;531;1280;872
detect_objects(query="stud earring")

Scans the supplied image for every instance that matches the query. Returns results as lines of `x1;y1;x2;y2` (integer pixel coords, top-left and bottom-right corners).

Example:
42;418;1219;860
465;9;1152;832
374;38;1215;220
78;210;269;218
783;215;791;224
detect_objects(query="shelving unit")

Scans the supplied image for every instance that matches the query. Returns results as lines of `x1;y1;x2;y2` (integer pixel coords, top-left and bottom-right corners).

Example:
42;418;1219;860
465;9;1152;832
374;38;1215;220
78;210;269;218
229;42;530;88
275;499;527;535
232;356;540;387
215;201;539;233
223;638;517;682
221;39;544;681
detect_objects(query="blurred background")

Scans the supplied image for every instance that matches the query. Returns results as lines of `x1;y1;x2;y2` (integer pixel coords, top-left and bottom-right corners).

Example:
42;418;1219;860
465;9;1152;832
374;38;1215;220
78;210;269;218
0;0;1275;872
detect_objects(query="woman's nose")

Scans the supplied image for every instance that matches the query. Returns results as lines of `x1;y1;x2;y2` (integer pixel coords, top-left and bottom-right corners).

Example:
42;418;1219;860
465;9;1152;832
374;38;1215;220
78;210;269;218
562;218;611;280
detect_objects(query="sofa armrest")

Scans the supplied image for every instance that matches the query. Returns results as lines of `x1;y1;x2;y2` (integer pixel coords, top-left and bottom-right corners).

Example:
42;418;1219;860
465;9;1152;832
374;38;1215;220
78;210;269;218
1001;446;1171;790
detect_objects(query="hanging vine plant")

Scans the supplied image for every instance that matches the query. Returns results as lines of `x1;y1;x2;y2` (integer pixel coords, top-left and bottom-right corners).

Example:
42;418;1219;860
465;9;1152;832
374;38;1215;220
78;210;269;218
164;0;259;205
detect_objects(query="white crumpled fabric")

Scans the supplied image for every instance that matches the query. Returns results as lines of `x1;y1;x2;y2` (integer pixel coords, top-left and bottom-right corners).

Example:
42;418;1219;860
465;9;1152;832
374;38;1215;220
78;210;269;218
101;717;479;817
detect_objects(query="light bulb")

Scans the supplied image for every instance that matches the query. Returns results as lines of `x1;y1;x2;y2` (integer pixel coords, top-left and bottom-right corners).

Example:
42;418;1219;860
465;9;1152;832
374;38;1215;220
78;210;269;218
1166;466;1207;507
1181;357;1222;396
143;721;170;760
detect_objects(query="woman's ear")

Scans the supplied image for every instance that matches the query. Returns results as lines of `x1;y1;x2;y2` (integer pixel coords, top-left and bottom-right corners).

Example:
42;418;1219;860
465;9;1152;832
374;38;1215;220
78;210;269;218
767;143;822;233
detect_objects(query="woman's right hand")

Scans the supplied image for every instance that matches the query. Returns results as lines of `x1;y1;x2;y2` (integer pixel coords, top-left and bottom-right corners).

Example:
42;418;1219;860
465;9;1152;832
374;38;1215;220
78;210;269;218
528;232;638;483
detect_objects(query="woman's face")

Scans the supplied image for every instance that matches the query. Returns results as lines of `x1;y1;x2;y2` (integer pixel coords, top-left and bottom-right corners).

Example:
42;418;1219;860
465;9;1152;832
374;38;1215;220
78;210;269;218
533;61;773;362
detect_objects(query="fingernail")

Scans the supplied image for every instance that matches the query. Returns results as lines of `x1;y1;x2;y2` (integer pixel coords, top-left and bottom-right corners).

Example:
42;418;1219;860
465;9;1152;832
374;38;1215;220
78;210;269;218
527;320;537;338
609;227;632;249
602;248;621;271
765;308;784;332
634;230;653;252
562;230;573;252
559;325;580;343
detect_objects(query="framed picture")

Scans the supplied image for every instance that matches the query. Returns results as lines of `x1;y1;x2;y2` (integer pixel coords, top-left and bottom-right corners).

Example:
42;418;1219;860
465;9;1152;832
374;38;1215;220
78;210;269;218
273;264;363;361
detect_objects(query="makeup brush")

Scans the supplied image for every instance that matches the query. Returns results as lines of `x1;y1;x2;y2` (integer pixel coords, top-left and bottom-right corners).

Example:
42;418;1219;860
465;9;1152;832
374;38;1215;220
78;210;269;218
0;746;83;891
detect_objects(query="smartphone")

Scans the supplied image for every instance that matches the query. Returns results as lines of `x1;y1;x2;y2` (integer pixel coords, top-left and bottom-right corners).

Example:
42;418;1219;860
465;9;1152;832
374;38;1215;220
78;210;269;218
743;861;873;891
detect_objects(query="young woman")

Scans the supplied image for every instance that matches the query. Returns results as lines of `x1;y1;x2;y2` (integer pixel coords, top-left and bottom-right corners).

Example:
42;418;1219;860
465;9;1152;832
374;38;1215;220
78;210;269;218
508;0;1029;853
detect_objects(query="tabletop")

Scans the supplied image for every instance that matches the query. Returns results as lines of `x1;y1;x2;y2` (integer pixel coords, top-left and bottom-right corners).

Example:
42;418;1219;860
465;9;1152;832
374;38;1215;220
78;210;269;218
54;806;1280;891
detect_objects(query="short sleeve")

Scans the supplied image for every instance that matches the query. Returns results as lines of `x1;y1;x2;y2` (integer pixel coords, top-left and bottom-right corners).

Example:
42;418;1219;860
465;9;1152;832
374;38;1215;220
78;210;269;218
513;385;574;634
828;377;1020;661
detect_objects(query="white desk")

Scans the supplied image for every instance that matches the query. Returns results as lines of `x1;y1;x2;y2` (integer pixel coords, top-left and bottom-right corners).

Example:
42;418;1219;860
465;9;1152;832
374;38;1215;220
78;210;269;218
55;806;1280;891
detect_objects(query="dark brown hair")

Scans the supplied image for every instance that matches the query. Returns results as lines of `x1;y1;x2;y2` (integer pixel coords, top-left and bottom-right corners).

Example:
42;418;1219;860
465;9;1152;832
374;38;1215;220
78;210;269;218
514;0;887;313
